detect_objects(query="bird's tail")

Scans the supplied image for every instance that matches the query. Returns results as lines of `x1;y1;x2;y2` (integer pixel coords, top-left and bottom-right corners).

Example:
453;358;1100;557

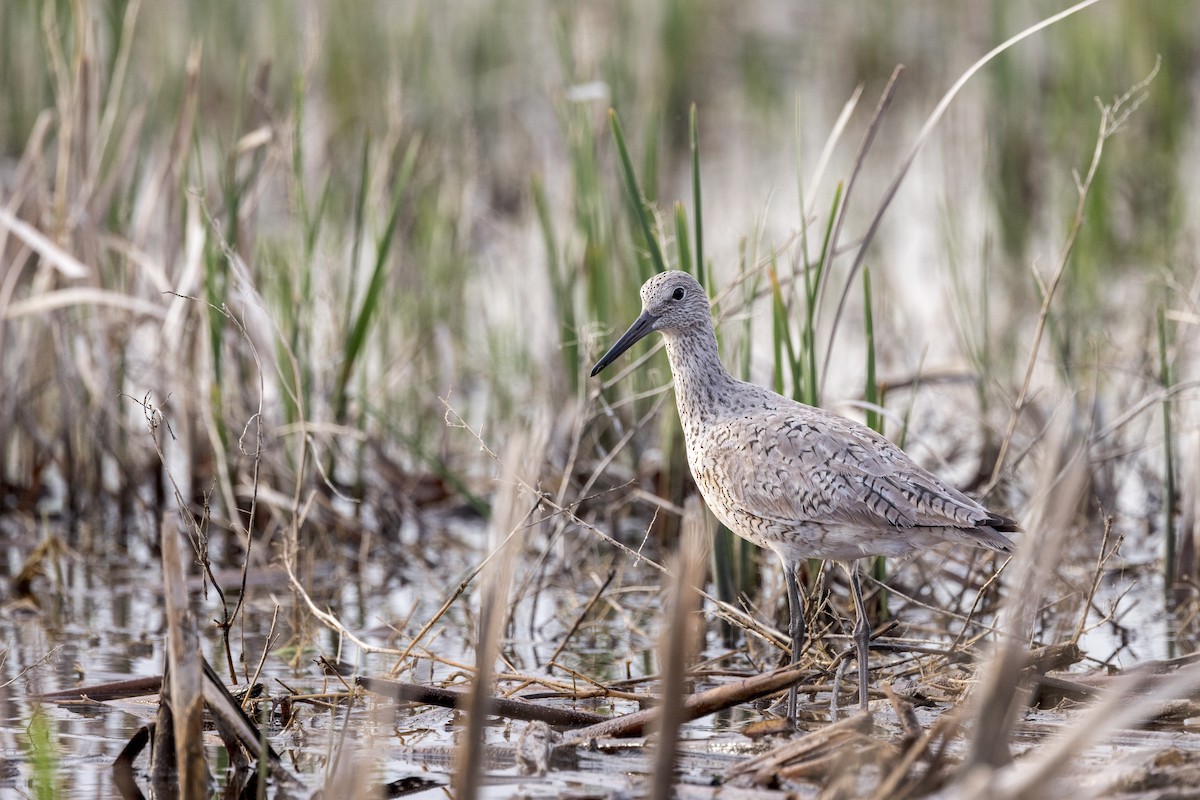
971;513;1019;553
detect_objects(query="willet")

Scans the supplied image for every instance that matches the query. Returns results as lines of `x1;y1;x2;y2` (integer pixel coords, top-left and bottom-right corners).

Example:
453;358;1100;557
591;270;1016;719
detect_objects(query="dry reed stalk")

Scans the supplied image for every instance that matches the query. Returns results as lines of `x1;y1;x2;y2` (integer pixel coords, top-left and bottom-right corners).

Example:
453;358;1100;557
949;414;1200;799
320;688;378;800
454;422;547;799
649;495;709;799
161;512;208;798
963;421;1087;772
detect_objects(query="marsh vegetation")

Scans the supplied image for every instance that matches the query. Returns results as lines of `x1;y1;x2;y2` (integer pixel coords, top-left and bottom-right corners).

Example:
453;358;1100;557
2;0;1199;796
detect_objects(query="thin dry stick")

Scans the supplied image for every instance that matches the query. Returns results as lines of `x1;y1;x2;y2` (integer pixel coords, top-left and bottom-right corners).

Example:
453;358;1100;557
1090;379;1200;442
1071;514;1117;644
127;390;240;682
547;569;617;668
285;489;539;672
243;605;281;710
948;558;1012;653
159;277;269;684
1;647;63;691
282;490;402;658
212;300;267;682
192;189;331;685
580;386;672;501
391;503;537;671
546;662;649;703
988;61;1159;490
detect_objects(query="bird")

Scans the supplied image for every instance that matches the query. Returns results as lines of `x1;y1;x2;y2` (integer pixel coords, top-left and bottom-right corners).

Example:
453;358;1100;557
590;270;1017;721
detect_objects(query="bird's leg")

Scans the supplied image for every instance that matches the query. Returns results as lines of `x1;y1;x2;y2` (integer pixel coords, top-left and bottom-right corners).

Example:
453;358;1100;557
848;560;871;711
784;561;805;723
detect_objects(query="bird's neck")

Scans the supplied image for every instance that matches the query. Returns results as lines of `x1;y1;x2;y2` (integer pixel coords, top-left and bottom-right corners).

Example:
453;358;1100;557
662;324;736;424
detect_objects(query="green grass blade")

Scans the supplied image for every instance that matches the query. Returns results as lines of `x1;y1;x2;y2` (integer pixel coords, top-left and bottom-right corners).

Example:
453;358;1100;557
863;267;880;434
801;182;844;408
534;173;578;392
25;711;60;800
768;264;800;399
674;201;692;276
1158;305;1177;601
863;266;889;618
335;136;420;423
690;104;705;290
609;108;667;276
345;135;372;330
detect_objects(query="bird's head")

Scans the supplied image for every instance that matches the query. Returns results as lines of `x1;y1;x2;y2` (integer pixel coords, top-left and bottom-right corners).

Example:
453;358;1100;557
591;271;709;377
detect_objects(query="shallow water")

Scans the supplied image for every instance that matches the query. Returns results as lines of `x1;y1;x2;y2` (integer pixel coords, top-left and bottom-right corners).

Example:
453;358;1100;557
1;506;1189;797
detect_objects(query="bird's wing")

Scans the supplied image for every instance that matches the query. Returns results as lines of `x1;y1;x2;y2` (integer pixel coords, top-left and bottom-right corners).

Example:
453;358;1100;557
699;407;996;532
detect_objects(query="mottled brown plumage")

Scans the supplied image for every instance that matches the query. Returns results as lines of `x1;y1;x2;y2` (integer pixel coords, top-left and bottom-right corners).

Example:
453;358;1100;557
592;271;1016;719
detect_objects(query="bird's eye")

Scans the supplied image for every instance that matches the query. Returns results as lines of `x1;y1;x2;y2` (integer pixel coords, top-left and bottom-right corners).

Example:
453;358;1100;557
672;287;685;301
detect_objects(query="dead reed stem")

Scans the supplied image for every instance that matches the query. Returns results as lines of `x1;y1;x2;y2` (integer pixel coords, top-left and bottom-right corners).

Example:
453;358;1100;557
965;421;1088;771
161;513;207;798
650;496;709;799
454;424;545;798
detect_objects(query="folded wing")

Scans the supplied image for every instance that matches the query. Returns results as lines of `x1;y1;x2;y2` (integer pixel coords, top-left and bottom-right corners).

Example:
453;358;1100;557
699;407;1016;549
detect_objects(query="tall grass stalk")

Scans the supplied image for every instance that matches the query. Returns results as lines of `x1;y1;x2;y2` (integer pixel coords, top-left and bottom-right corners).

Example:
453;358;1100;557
609;109;667;279
862;267;889;618
1158;305;1177;603
532;174;578;395
279;80;325;430
768;263;801;400
333;138;419;427
673;202;693;276
801;185;843;408
690;104;705;290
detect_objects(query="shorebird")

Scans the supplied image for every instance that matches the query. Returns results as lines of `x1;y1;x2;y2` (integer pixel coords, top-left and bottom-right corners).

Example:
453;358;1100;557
591;270;1016;719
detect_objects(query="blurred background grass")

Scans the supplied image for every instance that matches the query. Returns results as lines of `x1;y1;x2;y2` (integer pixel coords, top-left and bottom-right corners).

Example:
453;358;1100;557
1;0;1197;592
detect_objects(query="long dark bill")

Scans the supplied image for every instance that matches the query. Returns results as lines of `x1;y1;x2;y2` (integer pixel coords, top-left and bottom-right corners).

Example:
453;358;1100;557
590;310;657;377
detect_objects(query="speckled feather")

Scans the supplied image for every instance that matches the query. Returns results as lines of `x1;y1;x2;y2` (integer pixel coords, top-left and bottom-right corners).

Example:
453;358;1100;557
597;271;1016;569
